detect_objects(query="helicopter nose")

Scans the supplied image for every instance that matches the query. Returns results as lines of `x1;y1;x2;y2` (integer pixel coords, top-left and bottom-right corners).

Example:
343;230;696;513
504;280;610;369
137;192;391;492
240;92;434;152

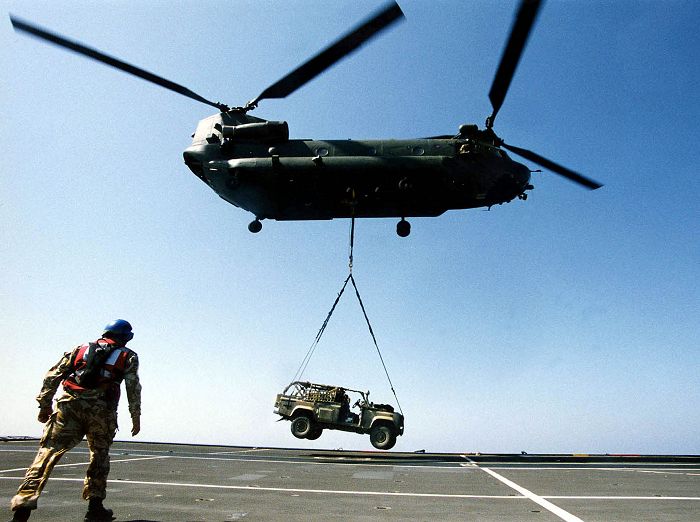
183;148;206;181
517;164;531;188
516;165;533;200
502;163;531;202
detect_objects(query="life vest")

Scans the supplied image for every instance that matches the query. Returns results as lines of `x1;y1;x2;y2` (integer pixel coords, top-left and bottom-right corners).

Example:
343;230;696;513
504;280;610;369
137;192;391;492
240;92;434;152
63;338;132;400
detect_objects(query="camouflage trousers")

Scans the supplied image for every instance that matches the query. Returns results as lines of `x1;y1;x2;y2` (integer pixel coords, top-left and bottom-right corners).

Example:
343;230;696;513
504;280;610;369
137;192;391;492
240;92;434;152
11;398;117;511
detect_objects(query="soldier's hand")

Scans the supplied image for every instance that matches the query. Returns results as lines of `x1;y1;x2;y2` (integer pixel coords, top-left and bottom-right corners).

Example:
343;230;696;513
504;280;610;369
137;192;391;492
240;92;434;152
131;417;140;436
38;407;52;423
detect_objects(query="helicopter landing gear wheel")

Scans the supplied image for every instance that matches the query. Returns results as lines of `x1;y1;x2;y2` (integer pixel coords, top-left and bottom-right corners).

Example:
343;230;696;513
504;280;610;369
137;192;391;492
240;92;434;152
396;218;411;237
248;219;262;233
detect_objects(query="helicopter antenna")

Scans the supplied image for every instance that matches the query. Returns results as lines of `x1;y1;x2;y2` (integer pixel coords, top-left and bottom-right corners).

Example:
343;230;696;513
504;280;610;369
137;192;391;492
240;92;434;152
246;1;404;111
10;15;230;112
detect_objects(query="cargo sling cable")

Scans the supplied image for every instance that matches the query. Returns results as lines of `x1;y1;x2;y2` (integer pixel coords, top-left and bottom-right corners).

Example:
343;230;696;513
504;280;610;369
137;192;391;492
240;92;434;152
291;217;403;415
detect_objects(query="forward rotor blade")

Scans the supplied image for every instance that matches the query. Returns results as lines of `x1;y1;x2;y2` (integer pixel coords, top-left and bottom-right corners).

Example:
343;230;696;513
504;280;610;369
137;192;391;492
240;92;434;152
10;15;228;112
248;1;404;108
487;0;542;127
502;142;603;190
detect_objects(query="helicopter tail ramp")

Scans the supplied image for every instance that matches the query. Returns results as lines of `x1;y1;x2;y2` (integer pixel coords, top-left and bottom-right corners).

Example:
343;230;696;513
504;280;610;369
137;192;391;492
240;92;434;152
2;440;699;521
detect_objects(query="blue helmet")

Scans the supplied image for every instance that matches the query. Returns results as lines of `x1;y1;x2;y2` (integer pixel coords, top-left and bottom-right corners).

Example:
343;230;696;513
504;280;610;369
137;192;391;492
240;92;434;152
102;319;134;343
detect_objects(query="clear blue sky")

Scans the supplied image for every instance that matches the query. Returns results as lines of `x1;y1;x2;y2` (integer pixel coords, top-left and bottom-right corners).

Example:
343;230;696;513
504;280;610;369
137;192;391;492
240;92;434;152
1;0;698;454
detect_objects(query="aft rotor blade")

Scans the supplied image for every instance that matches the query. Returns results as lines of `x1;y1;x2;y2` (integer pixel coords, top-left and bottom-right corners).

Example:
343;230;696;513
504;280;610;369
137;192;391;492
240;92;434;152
248;1;404;108
487;0;542;127
10;15;229;112
502;142;603;190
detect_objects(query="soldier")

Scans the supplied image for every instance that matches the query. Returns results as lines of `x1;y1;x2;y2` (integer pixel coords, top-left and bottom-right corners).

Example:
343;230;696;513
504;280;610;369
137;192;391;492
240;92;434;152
9;320;142;522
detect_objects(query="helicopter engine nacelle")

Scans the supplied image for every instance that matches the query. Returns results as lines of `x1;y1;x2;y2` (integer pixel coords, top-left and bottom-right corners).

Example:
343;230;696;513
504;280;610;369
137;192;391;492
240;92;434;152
221;121;289;143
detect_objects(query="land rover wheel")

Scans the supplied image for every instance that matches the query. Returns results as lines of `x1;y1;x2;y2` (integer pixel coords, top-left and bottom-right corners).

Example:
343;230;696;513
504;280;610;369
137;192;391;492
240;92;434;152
291;415;313;439
306;427;323;440
370;424;396;450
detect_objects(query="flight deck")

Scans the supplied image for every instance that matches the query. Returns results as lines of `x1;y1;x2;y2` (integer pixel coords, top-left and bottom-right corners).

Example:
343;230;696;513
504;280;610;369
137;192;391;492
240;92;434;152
1;440;699;521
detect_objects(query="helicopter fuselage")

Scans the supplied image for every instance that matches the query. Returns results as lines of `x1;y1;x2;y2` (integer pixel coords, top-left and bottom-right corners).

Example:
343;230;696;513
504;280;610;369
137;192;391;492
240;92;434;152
183;112;532;224
13;0;599;237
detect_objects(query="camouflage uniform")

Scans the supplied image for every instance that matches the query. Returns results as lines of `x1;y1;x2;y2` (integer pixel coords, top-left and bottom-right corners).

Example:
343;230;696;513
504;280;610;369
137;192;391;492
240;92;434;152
11;343;141;511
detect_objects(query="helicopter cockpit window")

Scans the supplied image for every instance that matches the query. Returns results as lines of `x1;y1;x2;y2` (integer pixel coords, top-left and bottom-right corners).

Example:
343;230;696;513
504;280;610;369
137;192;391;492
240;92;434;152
191;115;223;145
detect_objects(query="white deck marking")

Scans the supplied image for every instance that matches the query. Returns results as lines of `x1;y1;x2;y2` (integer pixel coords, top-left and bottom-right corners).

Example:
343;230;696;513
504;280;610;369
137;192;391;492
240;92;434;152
487;466;700;477
487;466;700;471
353;471;395;479
229;474;267;481
462;456;585;522
634;469;700;477
0;475;697;501
0;455;170;474
209;448;273;455
0;476;518;499
545;496;700;501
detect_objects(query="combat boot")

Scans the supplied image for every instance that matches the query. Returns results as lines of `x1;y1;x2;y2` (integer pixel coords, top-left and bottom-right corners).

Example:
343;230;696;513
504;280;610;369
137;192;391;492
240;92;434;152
8;507;31;522
84;498;114;522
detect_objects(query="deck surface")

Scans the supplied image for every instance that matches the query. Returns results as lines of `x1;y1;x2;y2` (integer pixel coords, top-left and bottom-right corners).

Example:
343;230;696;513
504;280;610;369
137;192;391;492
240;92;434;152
2;440;699;521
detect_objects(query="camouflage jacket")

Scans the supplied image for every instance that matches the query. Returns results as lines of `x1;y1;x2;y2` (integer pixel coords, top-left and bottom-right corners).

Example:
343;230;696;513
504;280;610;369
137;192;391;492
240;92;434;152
36;344;141;418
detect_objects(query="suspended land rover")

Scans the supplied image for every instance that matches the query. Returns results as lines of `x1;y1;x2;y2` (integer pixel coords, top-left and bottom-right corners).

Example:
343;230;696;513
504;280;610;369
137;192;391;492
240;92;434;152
274;381;404;450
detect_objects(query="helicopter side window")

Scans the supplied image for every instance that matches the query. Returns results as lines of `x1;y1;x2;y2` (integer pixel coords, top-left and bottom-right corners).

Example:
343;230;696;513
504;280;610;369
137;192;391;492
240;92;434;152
315;147;329;157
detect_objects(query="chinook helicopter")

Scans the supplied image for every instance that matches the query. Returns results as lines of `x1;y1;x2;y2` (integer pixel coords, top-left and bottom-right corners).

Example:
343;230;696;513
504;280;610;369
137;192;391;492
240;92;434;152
11;0;601;237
